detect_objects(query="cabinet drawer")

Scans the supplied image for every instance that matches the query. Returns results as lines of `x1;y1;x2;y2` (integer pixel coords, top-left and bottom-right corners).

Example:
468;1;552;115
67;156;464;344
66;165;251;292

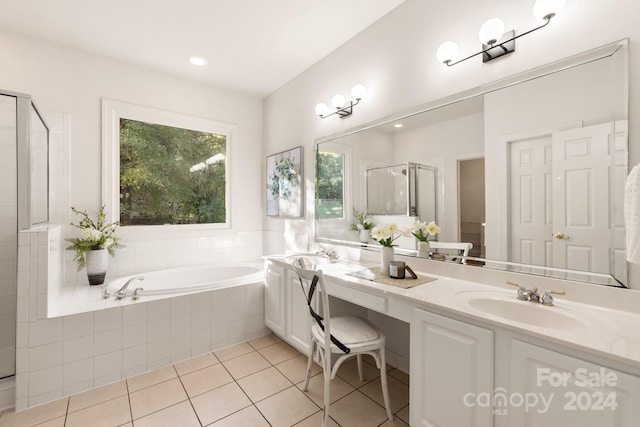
328;282;388;313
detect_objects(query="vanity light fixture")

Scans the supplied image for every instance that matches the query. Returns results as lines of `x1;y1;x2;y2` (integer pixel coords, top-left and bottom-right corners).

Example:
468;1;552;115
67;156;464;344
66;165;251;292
315;84;366;119
437;0;566;66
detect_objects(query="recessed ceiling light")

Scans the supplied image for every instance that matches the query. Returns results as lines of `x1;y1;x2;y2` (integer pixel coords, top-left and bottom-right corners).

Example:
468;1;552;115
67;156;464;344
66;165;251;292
188;56;208;66
394;123;403;128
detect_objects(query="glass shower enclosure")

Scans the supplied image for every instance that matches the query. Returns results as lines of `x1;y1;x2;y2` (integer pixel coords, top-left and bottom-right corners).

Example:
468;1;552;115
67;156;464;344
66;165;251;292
0;90;49;379
365;162;437;222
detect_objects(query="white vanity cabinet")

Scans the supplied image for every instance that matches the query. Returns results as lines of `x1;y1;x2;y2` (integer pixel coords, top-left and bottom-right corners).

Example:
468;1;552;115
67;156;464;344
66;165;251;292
411;307;494;427
505;340;640;427
264;260;312;354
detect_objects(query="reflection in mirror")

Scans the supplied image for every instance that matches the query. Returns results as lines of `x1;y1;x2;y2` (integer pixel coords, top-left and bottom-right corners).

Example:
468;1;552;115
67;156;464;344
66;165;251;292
315;40;628;287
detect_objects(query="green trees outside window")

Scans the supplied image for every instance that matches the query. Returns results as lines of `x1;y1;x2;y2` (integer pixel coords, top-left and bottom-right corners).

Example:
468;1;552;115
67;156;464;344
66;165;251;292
119;118;226;226
316;151;344;220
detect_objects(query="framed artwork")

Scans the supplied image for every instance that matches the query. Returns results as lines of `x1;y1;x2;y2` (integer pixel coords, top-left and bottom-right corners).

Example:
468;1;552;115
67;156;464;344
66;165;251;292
266;146;303;217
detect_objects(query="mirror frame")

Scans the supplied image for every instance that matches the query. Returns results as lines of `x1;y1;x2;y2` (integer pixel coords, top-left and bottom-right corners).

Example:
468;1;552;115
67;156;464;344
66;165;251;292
314;39;629;288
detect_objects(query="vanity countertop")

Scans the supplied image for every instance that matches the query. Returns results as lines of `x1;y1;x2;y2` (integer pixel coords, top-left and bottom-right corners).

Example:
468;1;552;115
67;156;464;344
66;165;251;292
267;255;640;371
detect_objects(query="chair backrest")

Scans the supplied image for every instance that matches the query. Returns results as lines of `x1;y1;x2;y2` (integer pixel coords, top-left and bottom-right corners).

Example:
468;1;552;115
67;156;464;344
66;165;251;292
428;241;473;263
291;258;333;353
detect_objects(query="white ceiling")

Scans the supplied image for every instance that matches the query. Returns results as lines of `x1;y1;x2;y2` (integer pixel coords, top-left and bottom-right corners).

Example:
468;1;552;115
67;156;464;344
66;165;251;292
0;0;406;96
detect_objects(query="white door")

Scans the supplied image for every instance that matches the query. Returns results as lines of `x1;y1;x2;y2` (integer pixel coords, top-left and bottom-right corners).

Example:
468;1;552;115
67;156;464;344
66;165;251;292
552;123;611;273
264;262;286;337
510;137;554;267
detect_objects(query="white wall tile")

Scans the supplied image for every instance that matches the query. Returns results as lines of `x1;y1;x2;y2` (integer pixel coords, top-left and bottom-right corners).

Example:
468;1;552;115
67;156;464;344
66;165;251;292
63;335;93;363
147;318;170;342
94;329;121;356
63;312;93;339
93;351;121;379
122;304;147;327
191;310;210;331
28;366;62;397
93;307;121;332
147;299;171;321
211;289;230;307
170;334;191;356
147;338;170;363
191;292;211;312
63;380;93;398
28;318;62;347
122;324;146;349
63;358;93;388
28;342;62;372
171;295;191;317
29;390;63;408
170;314;191;337
211;305;231;327
191;328;211;352
122;345;147;371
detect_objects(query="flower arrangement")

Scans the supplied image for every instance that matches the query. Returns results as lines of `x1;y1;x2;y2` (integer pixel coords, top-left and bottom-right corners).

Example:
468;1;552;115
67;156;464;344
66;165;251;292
65;206;124;270
349;207;374;231
371;223;407;247
411;220;440;242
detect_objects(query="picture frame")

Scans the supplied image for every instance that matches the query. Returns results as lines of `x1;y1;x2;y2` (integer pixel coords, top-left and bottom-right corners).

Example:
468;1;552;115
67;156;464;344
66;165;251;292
266;146;303;217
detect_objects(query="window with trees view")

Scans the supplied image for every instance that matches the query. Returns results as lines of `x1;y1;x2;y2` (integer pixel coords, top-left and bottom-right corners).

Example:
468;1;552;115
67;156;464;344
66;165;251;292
119;119;226;225
102;99;231;228
316;151;345;220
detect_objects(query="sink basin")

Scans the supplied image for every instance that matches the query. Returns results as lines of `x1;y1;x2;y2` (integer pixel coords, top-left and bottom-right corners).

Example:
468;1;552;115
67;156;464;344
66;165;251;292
457;291;591;331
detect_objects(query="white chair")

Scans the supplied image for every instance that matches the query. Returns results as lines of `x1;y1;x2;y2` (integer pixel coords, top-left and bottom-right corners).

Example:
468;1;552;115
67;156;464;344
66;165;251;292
428;241;473;263
291;259;394;426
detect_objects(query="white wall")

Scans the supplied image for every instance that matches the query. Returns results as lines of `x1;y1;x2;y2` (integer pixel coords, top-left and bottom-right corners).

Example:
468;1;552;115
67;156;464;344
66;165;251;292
0;29;264;280
263;0;640;289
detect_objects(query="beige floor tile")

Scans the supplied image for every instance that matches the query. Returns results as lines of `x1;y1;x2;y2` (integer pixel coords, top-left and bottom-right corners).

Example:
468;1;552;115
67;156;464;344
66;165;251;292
359;374;409;413
68;380;128;413
258;342;299;365
335;357;380;388
118;424;133;427
33;415;65;426
256;386;319;427
388;368;409;386
129;377;187;420
209;405;270;427
297;373;355;407
174;352;219;376
214;342;255;361
380;417;409;426
237;366;293;403
127;365;177;393
65;395;131;427
395;404;410;424
0;397;68;427
191;382;252;426
275;354;322;384
329;390;389;427
180;363;234;397
132;400;200;427
293;411;340;427
248;333;282;350
222;351;271;379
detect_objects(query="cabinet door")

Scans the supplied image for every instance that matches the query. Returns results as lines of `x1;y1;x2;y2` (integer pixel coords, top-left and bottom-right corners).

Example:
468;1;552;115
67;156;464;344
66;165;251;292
286;272;312;354
411;308;494;427
264;262;286;337
509;340;640;427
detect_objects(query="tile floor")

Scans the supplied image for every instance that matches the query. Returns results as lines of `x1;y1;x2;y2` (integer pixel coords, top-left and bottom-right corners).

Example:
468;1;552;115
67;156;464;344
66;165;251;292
0;334;410;426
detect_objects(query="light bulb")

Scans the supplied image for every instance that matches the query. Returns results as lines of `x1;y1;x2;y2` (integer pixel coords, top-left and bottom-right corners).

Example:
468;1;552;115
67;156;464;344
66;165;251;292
351;84;367;100
479;18;505;45
436;41;459;64
315;103;328;117
332;94;346;109
533;0;566;21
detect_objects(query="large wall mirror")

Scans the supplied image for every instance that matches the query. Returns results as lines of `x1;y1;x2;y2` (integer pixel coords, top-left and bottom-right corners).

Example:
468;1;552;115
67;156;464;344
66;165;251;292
315;39;628;287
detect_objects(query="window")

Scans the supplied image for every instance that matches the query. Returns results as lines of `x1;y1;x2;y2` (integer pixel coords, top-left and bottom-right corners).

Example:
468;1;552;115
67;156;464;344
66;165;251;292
103;100;232;228
315;151;345;220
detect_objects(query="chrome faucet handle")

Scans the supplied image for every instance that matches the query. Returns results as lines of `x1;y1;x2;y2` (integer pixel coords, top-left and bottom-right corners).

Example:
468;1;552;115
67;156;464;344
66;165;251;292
541;290;566;306
101;287;111;299
506;281;530;301
529;287;541;303
132;287;144;300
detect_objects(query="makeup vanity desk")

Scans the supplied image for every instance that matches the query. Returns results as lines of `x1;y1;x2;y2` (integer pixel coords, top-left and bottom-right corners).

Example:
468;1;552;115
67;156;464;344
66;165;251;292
264;255;640;427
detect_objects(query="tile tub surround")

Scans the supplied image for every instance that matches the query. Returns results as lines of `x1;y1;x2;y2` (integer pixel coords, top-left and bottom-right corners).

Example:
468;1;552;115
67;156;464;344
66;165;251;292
0;335;410;427
14;277;269;411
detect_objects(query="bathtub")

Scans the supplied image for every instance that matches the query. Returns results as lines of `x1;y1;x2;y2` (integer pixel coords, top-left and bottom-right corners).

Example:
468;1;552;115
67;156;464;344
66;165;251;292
105;262;265;297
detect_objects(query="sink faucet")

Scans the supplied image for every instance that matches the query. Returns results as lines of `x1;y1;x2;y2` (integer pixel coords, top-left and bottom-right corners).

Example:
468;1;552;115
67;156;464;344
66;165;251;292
115;276;144;300
316;248;339;261
507;281;566;305
506;281;531;300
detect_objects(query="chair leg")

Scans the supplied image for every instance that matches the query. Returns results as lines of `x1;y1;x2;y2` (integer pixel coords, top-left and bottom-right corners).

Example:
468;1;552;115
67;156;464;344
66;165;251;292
379;348;394;421
322;358;332;427
303;340;316;392
357;354;364;382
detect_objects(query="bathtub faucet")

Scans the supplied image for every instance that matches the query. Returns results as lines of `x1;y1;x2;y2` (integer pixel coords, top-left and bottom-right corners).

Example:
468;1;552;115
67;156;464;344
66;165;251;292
115;276;144;300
